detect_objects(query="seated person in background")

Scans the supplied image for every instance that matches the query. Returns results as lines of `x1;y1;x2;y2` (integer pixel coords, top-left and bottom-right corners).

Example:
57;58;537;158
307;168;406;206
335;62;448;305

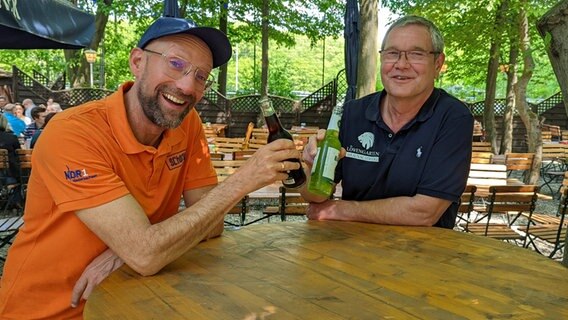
0;114;23;208
2;104;26;137
22;105;47;142
0;114;21;181
30;112;56;148
300;15;473;229
0;15;300;319
21;98;36;119
46;102;63;113
14;103;32;125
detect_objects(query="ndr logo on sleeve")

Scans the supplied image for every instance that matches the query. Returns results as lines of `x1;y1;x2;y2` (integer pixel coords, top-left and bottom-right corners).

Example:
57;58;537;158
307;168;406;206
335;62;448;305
64;165;97;182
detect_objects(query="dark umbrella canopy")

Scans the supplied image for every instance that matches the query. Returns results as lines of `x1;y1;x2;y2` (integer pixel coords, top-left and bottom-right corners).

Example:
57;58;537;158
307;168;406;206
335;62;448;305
344;0;359;103
0;0;94;49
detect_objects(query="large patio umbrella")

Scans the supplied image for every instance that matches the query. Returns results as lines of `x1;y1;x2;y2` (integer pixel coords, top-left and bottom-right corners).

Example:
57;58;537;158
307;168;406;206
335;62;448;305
344;0;360;103
0;0;94;49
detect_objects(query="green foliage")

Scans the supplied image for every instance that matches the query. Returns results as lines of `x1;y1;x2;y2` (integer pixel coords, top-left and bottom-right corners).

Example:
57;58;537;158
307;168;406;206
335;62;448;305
382;0;560;102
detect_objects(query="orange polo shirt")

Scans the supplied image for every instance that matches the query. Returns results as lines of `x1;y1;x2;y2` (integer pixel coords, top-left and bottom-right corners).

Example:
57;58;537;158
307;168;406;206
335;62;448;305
0;82;218;319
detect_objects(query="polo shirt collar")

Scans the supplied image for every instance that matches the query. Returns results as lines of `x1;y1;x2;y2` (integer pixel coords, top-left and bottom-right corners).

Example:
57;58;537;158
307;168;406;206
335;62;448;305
364;88;441;129
108;81;186;154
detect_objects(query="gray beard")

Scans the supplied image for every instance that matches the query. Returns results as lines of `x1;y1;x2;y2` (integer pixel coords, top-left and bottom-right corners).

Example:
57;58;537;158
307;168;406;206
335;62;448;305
136;76;193;129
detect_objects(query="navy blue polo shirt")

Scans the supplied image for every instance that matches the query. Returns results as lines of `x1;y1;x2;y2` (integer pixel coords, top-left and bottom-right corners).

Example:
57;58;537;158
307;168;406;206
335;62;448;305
336;88;473;228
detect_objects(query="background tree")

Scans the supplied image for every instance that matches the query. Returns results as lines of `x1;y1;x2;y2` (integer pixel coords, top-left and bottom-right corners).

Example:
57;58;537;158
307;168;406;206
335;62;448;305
357;0;378;98
537;0;568;118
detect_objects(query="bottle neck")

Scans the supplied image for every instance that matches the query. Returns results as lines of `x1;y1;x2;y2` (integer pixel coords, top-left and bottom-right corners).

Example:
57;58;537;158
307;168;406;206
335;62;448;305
327;105;342;132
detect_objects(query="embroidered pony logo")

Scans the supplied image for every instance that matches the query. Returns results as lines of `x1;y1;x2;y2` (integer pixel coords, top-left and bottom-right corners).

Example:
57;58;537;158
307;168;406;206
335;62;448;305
358;132;374;150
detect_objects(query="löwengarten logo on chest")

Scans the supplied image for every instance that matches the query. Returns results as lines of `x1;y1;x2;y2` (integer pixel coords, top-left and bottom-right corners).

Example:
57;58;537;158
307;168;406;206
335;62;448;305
64;166;98;182
345;132;380;162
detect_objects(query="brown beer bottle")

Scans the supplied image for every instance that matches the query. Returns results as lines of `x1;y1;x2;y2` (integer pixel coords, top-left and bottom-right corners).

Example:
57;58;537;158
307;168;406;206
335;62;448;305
258;97;306;188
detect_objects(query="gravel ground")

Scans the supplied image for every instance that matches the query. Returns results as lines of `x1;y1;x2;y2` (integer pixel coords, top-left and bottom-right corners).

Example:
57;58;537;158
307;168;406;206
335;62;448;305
1;172;565;275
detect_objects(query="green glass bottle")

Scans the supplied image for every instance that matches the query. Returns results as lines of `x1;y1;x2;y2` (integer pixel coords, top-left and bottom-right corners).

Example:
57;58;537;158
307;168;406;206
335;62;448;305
308;101;343;198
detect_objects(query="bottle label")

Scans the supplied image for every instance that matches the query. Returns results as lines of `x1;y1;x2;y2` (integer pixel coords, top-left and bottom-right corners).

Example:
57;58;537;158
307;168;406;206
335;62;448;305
322;148;340;179
311;147;339;179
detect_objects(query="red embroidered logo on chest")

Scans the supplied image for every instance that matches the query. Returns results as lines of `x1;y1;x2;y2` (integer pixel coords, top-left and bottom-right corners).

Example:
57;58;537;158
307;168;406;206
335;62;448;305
166;151;185;170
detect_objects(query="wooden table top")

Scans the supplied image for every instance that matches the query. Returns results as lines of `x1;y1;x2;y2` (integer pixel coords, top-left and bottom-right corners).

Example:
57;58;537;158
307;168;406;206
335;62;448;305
84;221;568;319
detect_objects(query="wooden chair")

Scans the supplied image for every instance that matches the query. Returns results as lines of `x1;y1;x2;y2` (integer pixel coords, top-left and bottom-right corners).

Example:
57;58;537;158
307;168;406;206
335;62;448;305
465;185;539;246
211;160;247;182
471;152;493;164
277;186;309;221
542;124;561;142
211;137;245;153
455;185;477;230
224;196;249;227
561;130;568;142
472;141;492;153
521;188;568;258
16;149;32;202
0;215;24;261
505;152;534;182
244;186;308;225
472;121;484;141
467;163;508;197
540;145;568;197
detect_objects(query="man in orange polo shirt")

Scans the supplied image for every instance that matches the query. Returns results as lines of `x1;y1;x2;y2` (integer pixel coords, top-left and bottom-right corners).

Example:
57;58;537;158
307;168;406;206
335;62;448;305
0;17;301;319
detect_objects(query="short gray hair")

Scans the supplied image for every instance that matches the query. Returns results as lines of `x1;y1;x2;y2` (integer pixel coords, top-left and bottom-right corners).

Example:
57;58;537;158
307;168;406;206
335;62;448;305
381;15;444;55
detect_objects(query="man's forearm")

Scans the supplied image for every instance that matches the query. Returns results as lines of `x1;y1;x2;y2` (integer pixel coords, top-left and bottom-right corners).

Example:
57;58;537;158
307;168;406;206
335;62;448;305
312;194;450;227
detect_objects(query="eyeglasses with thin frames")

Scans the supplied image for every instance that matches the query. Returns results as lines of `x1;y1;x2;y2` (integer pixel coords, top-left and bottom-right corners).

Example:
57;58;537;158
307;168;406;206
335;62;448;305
143;49;215;89
379;50;440;64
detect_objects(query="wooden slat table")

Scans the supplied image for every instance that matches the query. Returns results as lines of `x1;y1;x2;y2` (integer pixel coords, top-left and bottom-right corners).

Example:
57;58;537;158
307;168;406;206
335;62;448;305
84;222;568;319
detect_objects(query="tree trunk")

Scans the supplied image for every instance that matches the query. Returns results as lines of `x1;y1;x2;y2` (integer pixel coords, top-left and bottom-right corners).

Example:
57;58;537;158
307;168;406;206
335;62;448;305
537;0;568;118
260;0;269;96
356;0;377;98
483;0;508;154
514;2;541;185
218;1;229;96
67;0;112;88
499;40;519;154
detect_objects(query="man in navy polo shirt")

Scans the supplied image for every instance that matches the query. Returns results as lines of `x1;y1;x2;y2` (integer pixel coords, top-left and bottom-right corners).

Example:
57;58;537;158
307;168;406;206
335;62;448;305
301;15;473;229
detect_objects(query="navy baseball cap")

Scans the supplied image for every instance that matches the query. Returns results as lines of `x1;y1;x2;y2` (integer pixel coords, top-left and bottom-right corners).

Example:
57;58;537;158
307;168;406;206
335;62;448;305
137;17;232;68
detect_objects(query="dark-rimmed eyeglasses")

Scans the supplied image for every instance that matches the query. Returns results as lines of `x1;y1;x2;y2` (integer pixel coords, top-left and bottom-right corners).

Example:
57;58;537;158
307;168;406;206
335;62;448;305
144;49;215;89
379;50;440;64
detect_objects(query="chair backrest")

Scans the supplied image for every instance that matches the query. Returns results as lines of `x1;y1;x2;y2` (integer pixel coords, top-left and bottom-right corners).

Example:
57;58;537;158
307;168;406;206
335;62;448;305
212;160;247;181
458;185;477;214
472;141;492;153
471;152;493;164
0;149;9;172
505;152;535;171
542;124;561;141
542;143;566;161
278;186;309;220
487;185;538;217
467;163;507;186
561;130;568;142
225;196;248;227
211;137;245;153
473;121;484;139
